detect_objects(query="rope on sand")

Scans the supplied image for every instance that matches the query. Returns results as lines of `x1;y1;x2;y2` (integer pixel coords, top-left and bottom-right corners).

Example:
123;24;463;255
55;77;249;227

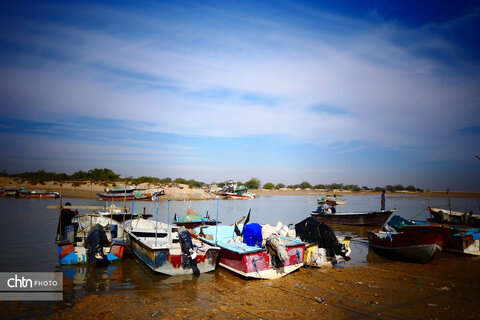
264;283;384;320
293;266;422;320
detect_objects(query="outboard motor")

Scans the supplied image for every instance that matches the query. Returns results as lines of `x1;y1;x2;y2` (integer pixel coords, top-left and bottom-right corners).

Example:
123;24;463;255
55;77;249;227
178;228;200;276
266;235;288;268
85;224;110;264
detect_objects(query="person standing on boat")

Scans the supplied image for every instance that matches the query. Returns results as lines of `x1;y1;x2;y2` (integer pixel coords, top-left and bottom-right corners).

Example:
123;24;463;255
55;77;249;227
57;202;79;238
381;190;386;211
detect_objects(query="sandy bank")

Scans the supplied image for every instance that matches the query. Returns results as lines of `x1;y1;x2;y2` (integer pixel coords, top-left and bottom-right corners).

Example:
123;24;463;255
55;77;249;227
1;251;479;319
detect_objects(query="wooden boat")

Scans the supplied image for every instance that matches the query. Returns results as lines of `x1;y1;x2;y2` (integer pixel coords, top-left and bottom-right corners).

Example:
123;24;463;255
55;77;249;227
368;216;446;263
25;190;60;198
317;194;346;206
97;204;152;222
311;207;395;226
218;181;255;199
126;219;220;276
226;192;255;199
133;188;165;200
294;217;351;267
196;224;305;279
427;207;480;228
98;193;134;200
173;208;218;229
55;208;127;265
411;220;480;256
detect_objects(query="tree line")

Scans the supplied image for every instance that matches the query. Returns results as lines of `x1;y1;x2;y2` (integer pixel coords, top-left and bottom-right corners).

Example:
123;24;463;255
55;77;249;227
0;169;423;192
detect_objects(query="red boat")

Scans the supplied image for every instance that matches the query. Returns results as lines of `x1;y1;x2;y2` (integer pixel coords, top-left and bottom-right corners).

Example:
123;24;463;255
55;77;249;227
198;225;305;279
97;193;134;201
368;216;447;263
25;190;60;199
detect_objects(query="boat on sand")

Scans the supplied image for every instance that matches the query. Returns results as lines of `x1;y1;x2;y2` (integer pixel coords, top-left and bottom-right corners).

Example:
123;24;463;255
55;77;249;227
196;224;305;279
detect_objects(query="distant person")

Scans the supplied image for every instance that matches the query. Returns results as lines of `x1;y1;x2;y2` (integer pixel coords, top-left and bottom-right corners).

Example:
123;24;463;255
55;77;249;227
381;190;386;211
322;202;330;214
331;205;336;214
58;202;79;237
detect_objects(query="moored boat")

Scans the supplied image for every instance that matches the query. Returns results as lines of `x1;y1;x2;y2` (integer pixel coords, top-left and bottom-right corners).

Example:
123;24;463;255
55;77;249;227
97;204;152;222
25;190;60;198
126;218;220;276
197;224;305;279
311;207;395;226
173;208;218;229
98;193;135;200
427;207;480;228
368;216;446;263
53;206;127;265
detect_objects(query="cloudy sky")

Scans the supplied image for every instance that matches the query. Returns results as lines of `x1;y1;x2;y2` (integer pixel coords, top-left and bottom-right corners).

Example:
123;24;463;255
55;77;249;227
0;0;479;190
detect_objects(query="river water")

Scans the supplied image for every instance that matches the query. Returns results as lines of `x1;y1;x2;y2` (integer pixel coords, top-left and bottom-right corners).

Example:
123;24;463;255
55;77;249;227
0;194;478;303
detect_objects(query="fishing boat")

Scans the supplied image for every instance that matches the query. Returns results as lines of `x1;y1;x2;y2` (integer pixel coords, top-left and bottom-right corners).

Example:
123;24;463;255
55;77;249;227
411;220;480;256
97;204;152;222
294;217;351;267
97;185;139;201
52;206;127;265
133;188;165;201
311;206;395;226
196;224;305;279
317;194;346;206
126;218;220;276
218;181;256;199
97;193;135;200
427;207;480;228
25;190;60;198
368;216;446;263
173;208;218;229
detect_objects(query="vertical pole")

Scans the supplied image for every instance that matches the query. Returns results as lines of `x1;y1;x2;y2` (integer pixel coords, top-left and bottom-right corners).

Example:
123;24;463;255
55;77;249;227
167;199;171;243
130;196;135;231
215;195;219;245
155;194;159;246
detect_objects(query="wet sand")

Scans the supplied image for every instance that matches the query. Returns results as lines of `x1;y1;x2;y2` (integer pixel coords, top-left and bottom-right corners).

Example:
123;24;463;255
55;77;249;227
2;251;479;320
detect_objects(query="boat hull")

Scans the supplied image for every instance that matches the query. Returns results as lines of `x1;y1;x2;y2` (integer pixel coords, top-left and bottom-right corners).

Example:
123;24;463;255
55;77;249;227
312;210;394;226
368;225;445;263
98;193;134;200
128;234;220;276
216;242;305;279
58;241;125;265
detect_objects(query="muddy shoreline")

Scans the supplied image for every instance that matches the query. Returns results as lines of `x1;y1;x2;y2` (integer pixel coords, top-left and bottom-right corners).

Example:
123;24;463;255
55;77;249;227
1;251;479;319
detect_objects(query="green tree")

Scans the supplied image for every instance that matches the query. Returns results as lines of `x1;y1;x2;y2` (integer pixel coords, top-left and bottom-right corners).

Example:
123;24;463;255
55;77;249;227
275;183;285;189
245;177;261;189
313;184;325;190
263;182;274;190
299;181;312;189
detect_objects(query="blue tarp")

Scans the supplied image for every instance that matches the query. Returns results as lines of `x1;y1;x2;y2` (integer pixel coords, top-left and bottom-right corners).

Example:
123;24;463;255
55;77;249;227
242;223;263;247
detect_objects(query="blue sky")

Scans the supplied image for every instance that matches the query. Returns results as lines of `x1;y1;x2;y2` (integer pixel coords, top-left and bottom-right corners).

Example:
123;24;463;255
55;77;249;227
0;0;479;190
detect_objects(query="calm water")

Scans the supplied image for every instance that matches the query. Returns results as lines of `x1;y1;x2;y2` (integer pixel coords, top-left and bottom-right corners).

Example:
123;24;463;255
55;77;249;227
0;194;478;301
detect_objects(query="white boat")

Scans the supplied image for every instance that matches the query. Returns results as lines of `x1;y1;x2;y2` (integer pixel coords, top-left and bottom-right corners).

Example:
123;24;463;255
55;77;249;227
125;218;220;276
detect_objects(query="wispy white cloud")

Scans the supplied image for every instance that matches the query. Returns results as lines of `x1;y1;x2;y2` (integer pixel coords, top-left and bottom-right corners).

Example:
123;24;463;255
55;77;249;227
0;2;479;188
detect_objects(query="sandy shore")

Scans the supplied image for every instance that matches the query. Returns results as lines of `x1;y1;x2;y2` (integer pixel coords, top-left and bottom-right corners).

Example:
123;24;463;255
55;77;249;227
1;251;479;319
1;177;479;200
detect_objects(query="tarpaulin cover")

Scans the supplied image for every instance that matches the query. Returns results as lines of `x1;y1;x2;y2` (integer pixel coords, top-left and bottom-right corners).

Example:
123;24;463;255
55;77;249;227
387;215;414;228
295;217;344;258
242;223;263;247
